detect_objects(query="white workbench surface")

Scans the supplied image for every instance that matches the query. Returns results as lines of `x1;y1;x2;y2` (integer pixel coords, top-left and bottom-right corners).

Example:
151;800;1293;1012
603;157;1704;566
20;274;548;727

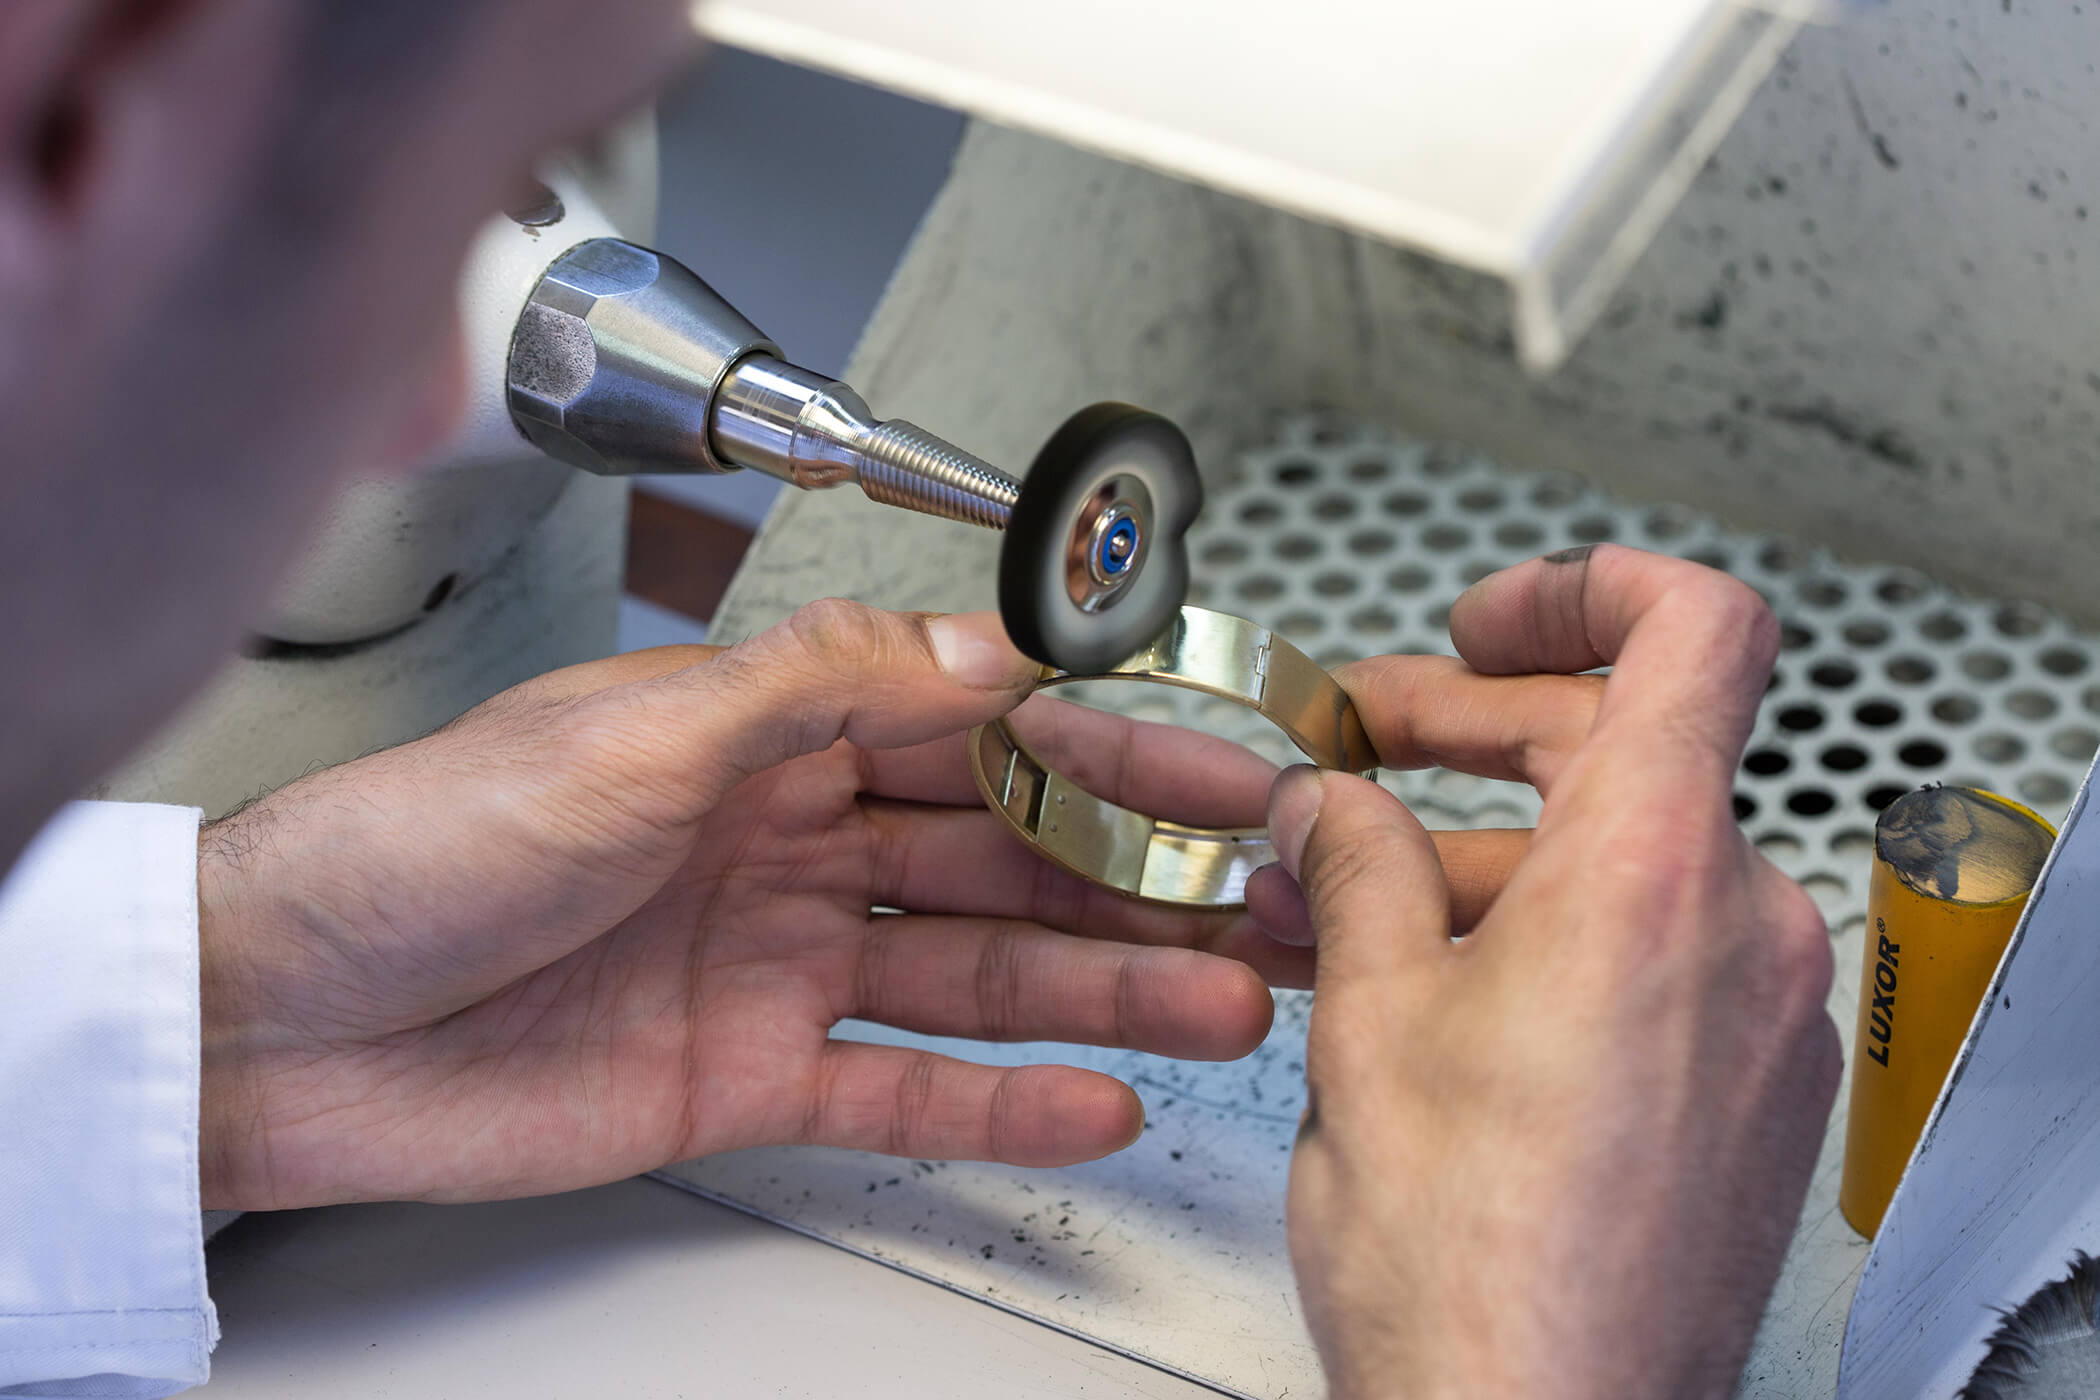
197;1176;1219;1399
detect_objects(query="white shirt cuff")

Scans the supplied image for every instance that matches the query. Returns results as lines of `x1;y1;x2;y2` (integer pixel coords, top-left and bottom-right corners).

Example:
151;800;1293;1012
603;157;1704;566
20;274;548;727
0;802;217;1397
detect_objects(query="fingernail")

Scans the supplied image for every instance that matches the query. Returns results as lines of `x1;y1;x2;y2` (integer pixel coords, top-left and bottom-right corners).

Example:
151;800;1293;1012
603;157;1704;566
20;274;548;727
1268;765;1324;877
927;611;1035;690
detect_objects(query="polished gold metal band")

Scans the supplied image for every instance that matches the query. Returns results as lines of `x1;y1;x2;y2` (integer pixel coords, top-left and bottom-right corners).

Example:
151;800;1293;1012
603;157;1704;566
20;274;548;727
968;606;1377;909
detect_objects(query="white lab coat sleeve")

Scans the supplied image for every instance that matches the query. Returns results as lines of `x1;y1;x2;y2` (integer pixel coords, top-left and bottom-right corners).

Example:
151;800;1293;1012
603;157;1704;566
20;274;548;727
0;802;217;1398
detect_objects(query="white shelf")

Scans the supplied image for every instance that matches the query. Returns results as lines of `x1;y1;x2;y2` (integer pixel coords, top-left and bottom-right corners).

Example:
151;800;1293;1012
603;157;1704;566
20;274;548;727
692;0;1812;368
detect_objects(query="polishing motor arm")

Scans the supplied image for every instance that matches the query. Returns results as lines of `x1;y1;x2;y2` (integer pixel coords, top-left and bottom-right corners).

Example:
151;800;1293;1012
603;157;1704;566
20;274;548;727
449;176;1199;673
503;236;1019;530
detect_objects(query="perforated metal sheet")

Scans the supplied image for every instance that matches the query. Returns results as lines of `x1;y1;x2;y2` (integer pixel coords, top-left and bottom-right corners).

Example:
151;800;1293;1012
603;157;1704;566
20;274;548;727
664;417;2100;1400
1170;415;2100;932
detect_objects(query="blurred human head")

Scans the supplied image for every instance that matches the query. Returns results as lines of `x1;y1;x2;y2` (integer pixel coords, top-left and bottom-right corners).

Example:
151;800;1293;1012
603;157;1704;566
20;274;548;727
0;0;696;863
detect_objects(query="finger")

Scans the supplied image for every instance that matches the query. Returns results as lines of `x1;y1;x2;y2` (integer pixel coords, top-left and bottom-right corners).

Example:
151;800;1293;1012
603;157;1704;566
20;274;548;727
1335;654;1602;795
579;604;1039;812
848;916;1273;1061
1448;544;1778;791
802;1045;1144;1166
858;801;1313;986
859;691;1279;821
1269;765;1452;986
1244;825;1529;947
1245;861;1315;946
860;800;1523;951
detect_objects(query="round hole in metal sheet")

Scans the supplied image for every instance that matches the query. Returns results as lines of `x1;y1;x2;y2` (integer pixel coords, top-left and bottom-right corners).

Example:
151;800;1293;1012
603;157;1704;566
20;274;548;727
1781;623;1817;652
1744;749;1792;776
1348;605;1399;635
1787;788;1837;817
2004;688;2058;719
1810;660;1859;688
1312;571;1359;598
1346;529;1396;557
1820;744;1869;773
1460;559;1500;586
1993;601;2046;638
2051;726;2100;760
1777;704;1826;732
1315;647;1357;671
1957;650;2007;684
1974;732;2027;763
2019;772;2073;806
1568;515;1616;543
1798;577;1848;609
1876;572;1927;606
1864;784;1909;811
1644;506;1693;541
1312;494;1357;521
1932;693;1982;724
1684;548;1733;573
1386;565;1433;593
1962;651;2012;681
1237;574;1285;602
1425;603;1453;632
1854;700;1903;728
1919;611;1967;642
1735;793;1758;821
1201;539;1248;566
1274;460;1318;487
2040;646;2089;677
1755;831;1801;857
1383;491;1430;518
1348;458;1390;482
1239;498;1283;526
1758;541;1803;573
1457;487;1505;513
1884;655;1936;685
1311;424;1350;447
1186;579;1214;605
1530;477;1582;508
1422;523;1472;553
1843;619;1892;648
1494;521;1545;550
1420;448;1466;478
1898;738;1948;768
1800;874;1848;913
1830;828;1875;859
1274;533;1322;561
1275;611;1326;643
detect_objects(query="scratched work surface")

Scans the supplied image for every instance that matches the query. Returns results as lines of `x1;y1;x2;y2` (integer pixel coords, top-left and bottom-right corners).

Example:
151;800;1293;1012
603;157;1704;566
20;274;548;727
667;417;2100;1398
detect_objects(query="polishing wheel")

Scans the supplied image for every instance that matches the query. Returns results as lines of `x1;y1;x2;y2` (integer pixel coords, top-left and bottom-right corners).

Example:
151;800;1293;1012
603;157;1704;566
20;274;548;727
999;404;1204;673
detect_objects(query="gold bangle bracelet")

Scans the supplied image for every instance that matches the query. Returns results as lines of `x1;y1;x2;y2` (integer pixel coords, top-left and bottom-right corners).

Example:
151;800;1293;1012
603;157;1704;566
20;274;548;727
968;605;1377;909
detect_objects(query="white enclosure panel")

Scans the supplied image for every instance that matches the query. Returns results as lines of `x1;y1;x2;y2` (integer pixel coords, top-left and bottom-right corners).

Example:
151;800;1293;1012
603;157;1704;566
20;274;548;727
1839;773;2100;1399
691;0;1803;367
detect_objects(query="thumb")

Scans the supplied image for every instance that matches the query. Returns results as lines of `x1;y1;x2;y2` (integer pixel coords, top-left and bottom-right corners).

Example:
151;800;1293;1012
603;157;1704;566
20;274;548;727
1268;765;1452;985
669;600;1040;789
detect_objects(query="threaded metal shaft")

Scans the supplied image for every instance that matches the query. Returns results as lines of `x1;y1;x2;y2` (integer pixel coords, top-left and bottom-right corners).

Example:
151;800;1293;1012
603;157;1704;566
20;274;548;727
859;421;1020;530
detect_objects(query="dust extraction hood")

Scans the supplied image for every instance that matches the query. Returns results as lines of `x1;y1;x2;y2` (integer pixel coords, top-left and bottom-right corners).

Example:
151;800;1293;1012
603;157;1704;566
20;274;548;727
691;0;1846;371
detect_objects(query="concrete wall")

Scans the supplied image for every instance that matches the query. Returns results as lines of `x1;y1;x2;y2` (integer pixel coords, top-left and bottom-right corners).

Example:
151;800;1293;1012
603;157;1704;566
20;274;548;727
721;0;2100;631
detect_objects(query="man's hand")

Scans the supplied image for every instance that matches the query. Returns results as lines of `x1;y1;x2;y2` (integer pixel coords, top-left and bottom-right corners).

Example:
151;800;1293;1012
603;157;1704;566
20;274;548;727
1249;545;1841;1400
196;602;1299;1211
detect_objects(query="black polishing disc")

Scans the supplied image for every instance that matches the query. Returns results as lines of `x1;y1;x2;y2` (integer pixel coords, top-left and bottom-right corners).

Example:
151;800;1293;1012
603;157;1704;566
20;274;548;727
1000;403;1204;673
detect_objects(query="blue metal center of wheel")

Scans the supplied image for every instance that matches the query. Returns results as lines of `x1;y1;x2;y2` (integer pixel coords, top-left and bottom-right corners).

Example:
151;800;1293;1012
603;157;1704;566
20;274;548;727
1099;517;1139;576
